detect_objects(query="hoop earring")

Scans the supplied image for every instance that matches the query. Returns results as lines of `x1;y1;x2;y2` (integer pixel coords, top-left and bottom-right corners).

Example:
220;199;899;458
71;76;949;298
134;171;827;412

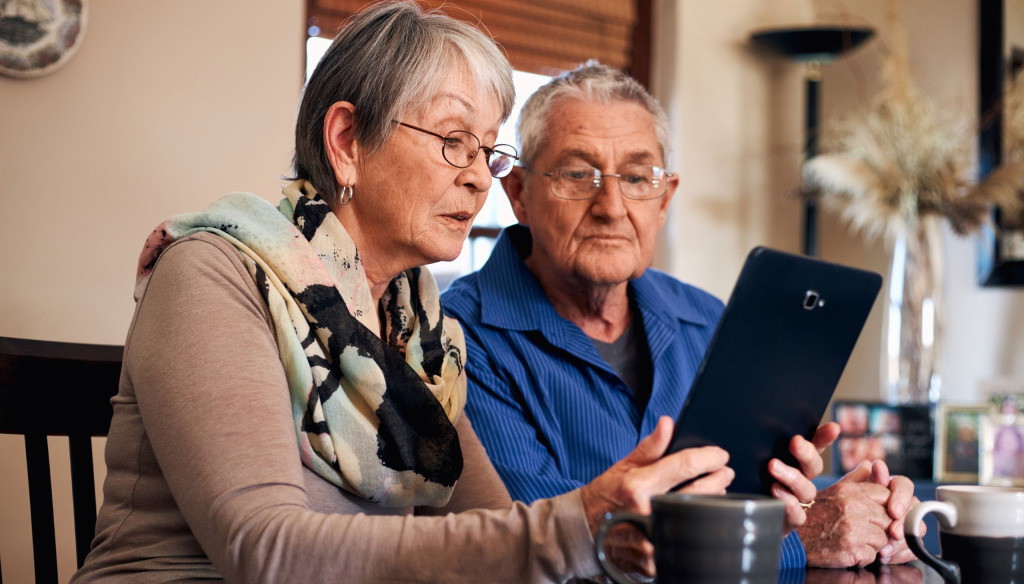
339;185;354;205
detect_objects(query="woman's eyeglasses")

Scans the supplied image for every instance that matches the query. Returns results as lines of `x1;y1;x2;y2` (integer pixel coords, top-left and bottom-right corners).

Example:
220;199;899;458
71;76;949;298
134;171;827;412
393;121;519;178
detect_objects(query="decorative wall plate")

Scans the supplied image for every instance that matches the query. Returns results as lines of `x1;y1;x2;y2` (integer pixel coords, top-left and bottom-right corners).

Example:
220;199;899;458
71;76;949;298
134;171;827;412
0;0;88;78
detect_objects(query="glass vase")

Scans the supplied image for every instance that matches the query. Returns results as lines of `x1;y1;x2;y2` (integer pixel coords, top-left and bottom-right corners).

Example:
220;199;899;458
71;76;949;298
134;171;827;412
882;214;943;404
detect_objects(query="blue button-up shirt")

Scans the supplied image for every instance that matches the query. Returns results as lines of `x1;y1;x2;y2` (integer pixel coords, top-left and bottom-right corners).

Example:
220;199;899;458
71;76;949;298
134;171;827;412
442;225;806;568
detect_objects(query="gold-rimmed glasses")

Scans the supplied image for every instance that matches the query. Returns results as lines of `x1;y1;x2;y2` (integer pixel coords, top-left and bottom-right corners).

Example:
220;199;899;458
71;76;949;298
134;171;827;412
521;164;675;200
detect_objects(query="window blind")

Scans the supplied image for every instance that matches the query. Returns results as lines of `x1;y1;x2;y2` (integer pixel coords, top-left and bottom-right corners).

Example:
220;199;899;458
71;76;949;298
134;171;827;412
306;0;644;79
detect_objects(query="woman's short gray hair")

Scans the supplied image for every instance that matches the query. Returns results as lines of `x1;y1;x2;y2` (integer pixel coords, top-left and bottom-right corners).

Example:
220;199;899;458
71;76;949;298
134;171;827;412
516;61;670;168
292;1;515;206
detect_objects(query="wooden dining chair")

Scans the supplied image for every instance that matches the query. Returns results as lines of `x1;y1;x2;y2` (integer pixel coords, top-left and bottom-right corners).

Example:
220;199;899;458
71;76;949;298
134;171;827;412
0;336;122;584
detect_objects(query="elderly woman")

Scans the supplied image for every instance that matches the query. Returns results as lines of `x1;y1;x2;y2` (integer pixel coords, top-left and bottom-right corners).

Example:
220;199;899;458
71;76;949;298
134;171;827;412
70;3;734;583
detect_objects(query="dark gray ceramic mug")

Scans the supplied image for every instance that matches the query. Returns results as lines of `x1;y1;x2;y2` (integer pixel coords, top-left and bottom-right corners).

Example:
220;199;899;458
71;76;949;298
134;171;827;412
905;485;1024;584
595;493;786;584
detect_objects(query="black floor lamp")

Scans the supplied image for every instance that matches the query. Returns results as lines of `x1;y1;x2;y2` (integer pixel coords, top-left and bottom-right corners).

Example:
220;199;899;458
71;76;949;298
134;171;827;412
750;26;874;256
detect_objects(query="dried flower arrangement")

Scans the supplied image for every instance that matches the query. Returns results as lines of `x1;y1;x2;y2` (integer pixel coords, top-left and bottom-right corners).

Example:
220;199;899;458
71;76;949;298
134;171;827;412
802;0;1023;245
800;0;1024;404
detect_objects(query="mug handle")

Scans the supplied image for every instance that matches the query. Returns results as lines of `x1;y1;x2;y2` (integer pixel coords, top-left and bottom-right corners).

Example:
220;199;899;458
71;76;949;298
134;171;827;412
904;501;961;584
595;511;653;584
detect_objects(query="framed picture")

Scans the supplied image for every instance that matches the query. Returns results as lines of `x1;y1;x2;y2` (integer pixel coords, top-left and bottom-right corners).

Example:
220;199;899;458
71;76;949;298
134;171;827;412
934;404;985;483
832;401;934;479
980;414;1024;487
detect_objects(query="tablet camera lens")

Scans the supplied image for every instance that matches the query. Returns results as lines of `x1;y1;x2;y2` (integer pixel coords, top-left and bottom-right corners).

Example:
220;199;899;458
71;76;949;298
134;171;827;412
803;290;820;310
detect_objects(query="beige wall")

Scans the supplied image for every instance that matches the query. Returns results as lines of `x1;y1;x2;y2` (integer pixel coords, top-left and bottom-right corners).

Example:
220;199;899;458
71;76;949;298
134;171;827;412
651;0;810;294
0;0;304;581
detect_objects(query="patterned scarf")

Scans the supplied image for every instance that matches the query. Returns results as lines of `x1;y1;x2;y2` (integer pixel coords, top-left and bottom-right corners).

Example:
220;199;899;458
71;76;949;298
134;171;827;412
134;180;466;507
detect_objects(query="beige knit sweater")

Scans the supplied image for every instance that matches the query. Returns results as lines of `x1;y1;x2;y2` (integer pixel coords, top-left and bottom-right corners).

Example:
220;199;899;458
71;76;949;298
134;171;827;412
70;232;599;584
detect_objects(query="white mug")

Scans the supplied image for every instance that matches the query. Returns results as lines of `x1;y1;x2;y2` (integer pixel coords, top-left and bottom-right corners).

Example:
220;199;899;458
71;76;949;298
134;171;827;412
905;485;1024;583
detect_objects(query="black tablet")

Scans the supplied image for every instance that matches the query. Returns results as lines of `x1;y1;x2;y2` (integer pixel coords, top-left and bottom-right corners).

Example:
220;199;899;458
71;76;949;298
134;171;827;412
666;246;882;494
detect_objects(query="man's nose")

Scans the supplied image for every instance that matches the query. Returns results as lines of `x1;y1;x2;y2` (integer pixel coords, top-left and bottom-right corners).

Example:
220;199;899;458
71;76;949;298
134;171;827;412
589;175;628;217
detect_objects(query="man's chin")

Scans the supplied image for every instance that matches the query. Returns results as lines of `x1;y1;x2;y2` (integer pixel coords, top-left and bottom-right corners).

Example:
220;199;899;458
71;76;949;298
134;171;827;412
573;264;641;288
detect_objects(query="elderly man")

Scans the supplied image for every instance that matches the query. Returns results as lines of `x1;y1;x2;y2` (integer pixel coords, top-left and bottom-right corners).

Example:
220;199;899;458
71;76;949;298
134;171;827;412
442;63;919;571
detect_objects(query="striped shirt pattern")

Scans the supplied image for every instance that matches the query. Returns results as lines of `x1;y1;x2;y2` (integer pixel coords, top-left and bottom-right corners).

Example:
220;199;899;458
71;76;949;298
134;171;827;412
442;225;806;568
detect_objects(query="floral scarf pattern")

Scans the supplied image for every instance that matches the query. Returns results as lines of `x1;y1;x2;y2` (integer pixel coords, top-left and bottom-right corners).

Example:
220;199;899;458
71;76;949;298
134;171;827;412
135;180;466;507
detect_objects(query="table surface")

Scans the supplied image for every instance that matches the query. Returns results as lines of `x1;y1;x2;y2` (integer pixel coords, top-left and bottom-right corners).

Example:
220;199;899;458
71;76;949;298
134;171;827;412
793;561;943;583
580;561;944;583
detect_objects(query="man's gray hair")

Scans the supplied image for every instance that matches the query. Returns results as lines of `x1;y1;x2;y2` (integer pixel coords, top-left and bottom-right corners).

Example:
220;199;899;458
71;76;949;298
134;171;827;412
292;1;515;206
516;61;670;168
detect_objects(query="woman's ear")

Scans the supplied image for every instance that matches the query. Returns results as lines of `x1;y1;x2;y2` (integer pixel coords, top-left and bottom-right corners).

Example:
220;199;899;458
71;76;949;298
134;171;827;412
323;101;359;187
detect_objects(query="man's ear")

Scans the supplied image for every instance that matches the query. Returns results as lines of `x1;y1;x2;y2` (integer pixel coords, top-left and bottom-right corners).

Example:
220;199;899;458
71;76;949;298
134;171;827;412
323;101;359;187
656;171;679;228
501;166;530;226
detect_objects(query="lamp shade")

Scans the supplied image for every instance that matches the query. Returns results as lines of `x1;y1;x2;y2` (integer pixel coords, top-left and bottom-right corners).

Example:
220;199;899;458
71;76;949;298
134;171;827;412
750;26;874;63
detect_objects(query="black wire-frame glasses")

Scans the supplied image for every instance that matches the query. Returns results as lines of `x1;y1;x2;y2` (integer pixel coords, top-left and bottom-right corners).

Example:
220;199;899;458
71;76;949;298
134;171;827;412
393;121;519;178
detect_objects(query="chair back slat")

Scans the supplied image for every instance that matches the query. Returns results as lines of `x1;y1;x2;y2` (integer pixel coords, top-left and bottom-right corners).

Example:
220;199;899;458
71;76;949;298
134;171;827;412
26;433;58;584
69;434;99;567
0;336;122;582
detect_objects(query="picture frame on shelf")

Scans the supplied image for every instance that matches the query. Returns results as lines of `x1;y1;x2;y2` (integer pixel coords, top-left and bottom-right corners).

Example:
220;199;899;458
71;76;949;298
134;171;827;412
832;401;934;479
980;414;1024;487
934;404;985;483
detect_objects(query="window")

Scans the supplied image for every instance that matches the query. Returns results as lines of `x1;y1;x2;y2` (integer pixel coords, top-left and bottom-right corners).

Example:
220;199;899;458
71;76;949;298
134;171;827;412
305;36;330;80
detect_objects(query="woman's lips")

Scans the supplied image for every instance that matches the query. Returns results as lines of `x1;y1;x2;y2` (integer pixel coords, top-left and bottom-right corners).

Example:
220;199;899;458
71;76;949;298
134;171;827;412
441;212;473;229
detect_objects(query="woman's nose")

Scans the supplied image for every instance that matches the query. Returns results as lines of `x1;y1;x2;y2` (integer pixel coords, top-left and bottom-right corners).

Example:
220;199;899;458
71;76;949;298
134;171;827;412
460;151;493;193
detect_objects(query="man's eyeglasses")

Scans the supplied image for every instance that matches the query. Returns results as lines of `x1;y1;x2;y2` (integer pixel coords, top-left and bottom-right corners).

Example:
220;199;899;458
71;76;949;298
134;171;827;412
393;121;519;178
522;164;675;200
